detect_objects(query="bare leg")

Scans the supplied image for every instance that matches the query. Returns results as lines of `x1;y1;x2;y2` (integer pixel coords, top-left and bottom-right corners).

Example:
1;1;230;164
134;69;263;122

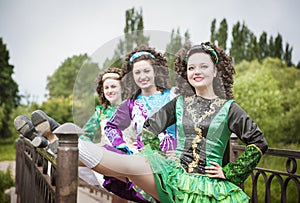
79;140;159;200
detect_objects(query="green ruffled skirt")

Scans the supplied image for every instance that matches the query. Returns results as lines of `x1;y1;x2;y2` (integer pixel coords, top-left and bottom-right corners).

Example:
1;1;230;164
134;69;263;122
140;145;250;203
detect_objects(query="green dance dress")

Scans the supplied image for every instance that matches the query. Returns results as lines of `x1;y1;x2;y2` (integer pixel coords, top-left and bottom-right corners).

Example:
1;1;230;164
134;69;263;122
141;95;268;203
79;104;119;143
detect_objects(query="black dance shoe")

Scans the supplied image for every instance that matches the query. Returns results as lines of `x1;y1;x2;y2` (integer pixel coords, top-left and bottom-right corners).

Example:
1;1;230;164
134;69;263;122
31;110;60;144
14;115;49;148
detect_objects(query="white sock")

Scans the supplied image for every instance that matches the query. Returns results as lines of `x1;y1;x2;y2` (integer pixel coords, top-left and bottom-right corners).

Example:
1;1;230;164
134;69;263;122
78;140;103;168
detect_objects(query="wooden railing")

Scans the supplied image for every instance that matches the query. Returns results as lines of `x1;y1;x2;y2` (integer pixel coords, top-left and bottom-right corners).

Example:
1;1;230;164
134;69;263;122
15;127;300;203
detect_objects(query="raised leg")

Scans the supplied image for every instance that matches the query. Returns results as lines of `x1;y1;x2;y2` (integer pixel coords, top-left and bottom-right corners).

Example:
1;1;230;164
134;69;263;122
79;140;159;201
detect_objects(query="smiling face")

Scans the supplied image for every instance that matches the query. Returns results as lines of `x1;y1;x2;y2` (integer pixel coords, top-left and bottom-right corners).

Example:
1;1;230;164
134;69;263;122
132;60;156;93
187;52;217;97
103;78;122;105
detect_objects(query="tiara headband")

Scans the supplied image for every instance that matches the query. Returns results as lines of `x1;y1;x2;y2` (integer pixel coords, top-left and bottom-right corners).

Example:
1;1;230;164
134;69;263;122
102;72;120;81
129;51;155;65
185;44;219;64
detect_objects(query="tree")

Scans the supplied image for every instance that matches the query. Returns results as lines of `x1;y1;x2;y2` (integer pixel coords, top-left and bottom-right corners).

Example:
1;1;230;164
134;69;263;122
165;29;190;86
46;54;99;98
282;80;300;144
297;61;300;69
230;21;251;64
40;96;73;124
165;28;190;69
246;33;258;61
234;58;300;146
210;19;228;50
268;36;275;58
283;42;293;66
258;32;268;62
216;19;228;50
234;59;284;146
210;19;217;43
0;38;20;139
46;54;99;127
73;57;101;127
210;19;295;66
103;7;149;69
274;33;283;59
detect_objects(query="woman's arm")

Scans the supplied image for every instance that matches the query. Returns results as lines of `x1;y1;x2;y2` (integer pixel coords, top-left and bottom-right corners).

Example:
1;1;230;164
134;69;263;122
142;96;179;151
222;102;268;186
104;100;133;148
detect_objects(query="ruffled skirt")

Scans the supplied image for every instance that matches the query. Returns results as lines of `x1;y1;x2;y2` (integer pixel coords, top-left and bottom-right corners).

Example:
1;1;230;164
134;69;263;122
140;145;250;203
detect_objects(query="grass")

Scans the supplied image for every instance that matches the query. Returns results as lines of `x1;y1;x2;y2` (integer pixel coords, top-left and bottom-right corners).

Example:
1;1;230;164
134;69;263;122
0;143;16;161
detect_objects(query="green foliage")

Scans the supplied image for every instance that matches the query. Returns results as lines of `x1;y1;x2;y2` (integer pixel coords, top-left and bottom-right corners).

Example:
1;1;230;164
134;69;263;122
1;103;24;143
263;58;300;145
0;168;14;203
230;21;252;64
103;7;149;69
274;34;283;59
210;19;217;43
216;19;228;50
0;38;20;139
73;59;101;127
0;144;15;161
234;59;284;146
283;43;293;66
45;54;99;126
165;28;190;69
297;61;300;69
226;20;295;66
234;58;300;146
73;93;98;127
0;38;20;107
210;18;228;50
268;36;275;57
246;33;258;61
4;101;41;146
165;29;190;87
46;54;98;99
40;96;73;124
258;32;268;62
279;80;300;144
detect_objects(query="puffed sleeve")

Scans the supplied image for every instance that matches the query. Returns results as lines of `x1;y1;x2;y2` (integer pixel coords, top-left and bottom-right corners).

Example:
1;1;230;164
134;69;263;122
104;100;132;147
222;102;268;186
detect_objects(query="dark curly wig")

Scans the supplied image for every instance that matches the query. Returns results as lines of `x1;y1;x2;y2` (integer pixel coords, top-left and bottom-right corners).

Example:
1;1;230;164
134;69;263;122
121;44;171;100
95;67;122;109
174;41;235;100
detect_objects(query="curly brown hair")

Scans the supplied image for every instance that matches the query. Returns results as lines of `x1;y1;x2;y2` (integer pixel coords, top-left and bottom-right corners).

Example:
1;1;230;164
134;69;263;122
95;67;122;109
121;44;171;99
174;41;235;99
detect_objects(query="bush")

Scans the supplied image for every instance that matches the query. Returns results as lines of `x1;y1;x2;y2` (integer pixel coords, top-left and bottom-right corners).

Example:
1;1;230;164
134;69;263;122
0;167;14;203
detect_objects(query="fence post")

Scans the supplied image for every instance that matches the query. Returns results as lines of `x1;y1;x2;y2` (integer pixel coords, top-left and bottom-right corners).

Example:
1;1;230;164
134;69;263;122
53;123;84;203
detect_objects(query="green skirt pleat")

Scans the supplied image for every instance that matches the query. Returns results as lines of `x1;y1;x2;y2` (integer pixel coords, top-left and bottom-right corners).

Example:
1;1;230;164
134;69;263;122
140;145;250;203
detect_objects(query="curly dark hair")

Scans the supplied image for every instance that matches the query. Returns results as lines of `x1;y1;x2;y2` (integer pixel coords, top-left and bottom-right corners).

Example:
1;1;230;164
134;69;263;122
121;44;171;99
174;41;235;99
95;67;122;109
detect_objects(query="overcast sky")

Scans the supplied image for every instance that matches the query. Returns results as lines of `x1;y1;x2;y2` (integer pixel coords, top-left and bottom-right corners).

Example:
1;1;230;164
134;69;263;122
1;0;299;104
